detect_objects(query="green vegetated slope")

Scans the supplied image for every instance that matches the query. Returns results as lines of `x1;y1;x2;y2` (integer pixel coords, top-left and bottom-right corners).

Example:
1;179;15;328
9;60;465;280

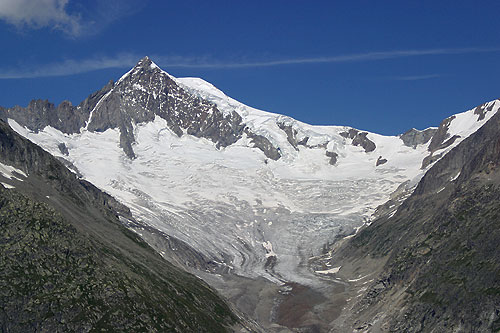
337;110;500;331
0;119;238;332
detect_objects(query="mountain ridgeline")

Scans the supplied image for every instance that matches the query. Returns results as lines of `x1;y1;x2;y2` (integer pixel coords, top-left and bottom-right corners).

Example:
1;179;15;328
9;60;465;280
2;56;475;165
1;57;278;160
1;56;500;332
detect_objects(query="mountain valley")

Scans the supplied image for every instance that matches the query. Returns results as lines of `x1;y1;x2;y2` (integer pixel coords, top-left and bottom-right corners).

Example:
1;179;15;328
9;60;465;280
1;57;499;332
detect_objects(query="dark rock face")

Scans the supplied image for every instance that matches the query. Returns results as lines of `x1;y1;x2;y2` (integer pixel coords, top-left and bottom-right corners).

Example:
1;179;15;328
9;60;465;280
1;57;249;159
352;132;376;152
334;109;500;332
420;116;462;169
427;116;455;153
245;128;281;160
58;142;69;155
400;127;437;148
340;129;376;152
340;128;359;140
420;152;443;169
277;121;329;150
0;99;89;134
277;121;307;150
473;101;496;121
0;57;282;161
376;156;387;166
326;151;338;165
0;80;115;136
86;56;246;158
0;120;239;332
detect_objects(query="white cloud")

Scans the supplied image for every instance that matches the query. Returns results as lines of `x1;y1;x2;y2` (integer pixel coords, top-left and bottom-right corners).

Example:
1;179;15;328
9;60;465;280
0;0;81;36
0;47;498;79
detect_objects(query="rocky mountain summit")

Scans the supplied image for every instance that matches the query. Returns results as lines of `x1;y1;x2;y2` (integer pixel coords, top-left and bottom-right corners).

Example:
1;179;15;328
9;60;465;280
1;57;277;160
1;57;499;332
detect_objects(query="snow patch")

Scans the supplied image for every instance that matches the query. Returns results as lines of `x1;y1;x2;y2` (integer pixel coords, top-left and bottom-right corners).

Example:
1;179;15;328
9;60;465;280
316;266;341;274
0;162;27;180
262;241;276;258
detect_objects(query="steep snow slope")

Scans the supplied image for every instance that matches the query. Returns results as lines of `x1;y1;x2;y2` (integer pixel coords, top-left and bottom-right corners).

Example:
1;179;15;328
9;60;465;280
7;59;499;290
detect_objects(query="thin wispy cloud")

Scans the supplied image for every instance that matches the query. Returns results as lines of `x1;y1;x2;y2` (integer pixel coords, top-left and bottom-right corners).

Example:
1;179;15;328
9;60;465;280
0;54;140;79
392;74;442;81
0;0;82;36
155;47;500;69
0;47;498;79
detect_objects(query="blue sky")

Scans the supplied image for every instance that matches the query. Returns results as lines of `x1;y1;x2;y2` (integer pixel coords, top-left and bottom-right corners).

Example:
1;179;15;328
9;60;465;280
0;0;499;135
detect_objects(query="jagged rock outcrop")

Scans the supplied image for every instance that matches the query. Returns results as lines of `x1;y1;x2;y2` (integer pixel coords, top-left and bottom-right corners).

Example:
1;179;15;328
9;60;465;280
0;80;116;136
85;56;246;158
421;116;461;168
340;128;376;152
419;101;498;169
427;116;456;153
58;142;69;155
399;127;437;148
376;156;387;166
2;57;267;160
0;99;89;134
244;128;281;160
474;100;497;121
276;121;309;150
326;151;338;165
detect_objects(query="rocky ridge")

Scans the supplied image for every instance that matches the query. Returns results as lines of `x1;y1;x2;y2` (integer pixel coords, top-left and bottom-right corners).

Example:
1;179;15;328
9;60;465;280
324;98;500;332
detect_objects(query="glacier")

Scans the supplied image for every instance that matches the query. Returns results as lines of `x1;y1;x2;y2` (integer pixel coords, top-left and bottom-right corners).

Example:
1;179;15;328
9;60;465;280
6;57;500;331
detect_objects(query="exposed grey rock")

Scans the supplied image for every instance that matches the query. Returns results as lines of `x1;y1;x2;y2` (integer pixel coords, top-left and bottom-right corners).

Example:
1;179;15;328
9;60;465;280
420;152;443;169
297;136;309;146
57;142;69;155
276;121;324;150
427;115;455;153
473;101;497;121
86;56;246;158
55;157;83;178
352;132;376;152
340;128;359;140
340;128;376;152
376;156;387;166
3;99;88;134
399;127;437;148
2;57;249;159
326;151;338;165
277;121;302;150
0;80;115;136
420;115;463;169
244;128;281;160
276;120;328;150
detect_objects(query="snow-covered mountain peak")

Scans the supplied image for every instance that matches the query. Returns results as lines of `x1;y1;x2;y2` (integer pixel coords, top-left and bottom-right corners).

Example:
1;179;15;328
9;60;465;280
2;57;499;291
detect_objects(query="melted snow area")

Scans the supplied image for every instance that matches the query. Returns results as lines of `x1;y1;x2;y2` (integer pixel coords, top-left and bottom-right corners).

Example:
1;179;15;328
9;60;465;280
9;80;499;285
